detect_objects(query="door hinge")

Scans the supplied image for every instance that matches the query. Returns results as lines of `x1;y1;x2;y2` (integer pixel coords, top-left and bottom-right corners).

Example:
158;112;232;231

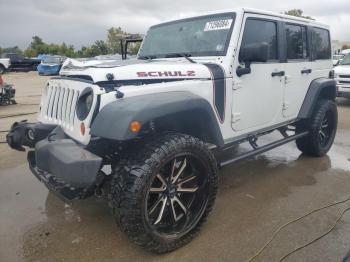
232;112;241;123
282;102;289;111
284;75;292;84
232;79;243;90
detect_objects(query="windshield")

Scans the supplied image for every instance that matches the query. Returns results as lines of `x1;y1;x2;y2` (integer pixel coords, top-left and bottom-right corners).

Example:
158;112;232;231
43;56;63;64
340;55;350;65
139;13;236;58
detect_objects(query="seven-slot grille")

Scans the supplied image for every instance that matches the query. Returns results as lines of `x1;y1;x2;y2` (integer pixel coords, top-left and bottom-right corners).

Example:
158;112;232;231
41;83;80;129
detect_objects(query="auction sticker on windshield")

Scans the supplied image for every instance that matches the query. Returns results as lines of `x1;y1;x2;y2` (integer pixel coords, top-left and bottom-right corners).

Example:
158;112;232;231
204;19;233;31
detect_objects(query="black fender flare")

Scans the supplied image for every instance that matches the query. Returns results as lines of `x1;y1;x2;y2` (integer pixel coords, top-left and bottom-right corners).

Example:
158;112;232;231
298;78;336;119
90;91;224;147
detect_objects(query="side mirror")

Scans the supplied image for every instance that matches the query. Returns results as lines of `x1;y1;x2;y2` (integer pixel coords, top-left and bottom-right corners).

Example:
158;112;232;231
236;42;269;77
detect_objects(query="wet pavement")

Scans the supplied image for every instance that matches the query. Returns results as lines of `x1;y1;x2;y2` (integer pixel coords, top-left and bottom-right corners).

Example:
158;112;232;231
1;73;350;262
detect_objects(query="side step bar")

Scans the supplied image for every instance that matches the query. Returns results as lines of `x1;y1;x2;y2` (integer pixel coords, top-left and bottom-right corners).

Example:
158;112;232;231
219;131;309;168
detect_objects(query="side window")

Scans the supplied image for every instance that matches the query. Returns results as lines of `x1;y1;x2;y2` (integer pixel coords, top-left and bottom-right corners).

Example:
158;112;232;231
285;24;308;60
312;28;331;60
240;19;278;61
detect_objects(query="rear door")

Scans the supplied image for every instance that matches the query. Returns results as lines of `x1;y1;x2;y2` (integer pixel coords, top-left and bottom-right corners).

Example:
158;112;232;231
231;14;284;132
282;22;312;118
282;24;332;119
309;27;333;81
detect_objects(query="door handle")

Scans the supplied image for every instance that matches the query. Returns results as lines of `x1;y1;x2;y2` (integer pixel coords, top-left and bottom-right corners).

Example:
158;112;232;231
301;69;312;74
271;71;285;77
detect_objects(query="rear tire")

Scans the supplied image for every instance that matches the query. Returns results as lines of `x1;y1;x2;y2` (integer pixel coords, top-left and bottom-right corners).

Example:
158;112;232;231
110;133;218;253
296;99;337;156
0;65;5;74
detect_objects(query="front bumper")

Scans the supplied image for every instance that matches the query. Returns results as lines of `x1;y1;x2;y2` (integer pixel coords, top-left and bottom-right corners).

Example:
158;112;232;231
337;85;350;98
7;123;103;201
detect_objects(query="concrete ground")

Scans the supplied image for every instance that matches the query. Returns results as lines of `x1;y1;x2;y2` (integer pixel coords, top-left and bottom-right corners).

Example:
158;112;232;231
0;72;350;262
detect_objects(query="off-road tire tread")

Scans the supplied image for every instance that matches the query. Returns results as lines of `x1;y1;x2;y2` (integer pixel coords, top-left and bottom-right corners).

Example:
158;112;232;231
110;133;218;253
296;99;337;156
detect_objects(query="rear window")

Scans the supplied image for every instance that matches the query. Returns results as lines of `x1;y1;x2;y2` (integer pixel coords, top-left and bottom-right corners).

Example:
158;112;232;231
285;24;308;60
312;28;331;60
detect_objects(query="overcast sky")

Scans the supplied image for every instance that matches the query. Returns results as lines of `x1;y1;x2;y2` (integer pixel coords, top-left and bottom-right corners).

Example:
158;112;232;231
1;0;350;49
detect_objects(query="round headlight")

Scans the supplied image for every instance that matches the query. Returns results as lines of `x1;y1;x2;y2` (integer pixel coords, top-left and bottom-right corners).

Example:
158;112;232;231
76;88;94;120
85;93;93;112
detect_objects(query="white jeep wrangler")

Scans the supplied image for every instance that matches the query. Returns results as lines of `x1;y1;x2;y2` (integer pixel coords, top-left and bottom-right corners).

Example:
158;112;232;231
7;8;337;253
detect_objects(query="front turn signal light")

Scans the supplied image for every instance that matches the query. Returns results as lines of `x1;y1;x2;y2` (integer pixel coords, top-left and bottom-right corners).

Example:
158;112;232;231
80;122;86;136
130;121;141;133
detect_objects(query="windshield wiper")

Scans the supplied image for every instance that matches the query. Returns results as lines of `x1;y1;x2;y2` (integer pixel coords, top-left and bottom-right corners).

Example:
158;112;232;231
165;53;196;63
138;55;157;60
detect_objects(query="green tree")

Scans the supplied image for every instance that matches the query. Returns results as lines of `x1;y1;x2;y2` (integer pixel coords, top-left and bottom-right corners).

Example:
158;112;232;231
29;35;47;55
107;27;125;54
128;41;142;55
30;36;44;49
24;48;36;57
2;26;142;59
92;40;109;55
284;9;314;20
342;44;350;50
2;46;23;55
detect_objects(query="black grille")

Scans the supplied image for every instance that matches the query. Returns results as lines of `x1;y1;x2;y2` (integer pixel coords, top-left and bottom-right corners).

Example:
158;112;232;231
339;75;350;78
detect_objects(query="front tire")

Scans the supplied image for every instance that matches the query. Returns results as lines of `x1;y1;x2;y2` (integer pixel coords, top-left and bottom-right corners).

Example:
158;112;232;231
110;133;218;253
296;99;337;156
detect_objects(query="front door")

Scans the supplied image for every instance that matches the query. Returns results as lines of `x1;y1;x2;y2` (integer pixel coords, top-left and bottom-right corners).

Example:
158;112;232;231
231;15;284;132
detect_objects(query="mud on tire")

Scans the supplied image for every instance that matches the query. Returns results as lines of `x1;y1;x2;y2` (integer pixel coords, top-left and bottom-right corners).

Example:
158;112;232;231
110;133;218;253
296;99;337;156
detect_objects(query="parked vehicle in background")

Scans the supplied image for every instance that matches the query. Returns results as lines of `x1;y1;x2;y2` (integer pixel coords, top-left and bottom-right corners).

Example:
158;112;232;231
0;57;11;73
59;57;116;76
7;8;336;253
37;55;66;75
341;49;350;55
1;53;41;72
333;54;344;66
335;54;350;99
37;54;48;61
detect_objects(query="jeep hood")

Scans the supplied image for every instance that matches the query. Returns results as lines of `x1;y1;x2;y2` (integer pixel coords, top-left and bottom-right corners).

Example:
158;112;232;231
60;59;216;83
334;64;350;75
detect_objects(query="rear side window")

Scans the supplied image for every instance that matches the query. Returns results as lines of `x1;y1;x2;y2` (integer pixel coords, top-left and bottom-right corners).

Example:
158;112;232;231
285;24;308;60
240;19;278;61
312;28;331;60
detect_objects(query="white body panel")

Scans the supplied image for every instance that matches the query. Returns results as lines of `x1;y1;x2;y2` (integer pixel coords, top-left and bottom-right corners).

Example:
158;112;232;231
0;58;11;69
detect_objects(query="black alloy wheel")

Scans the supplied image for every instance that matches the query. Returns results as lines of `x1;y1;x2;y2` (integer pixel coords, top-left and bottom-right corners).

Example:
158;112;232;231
146;154;209;236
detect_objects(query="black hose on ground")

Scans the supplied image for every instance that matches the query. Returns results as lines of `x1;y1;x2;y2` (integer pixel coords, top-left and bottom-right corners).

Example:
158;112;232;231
0;112;37;119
